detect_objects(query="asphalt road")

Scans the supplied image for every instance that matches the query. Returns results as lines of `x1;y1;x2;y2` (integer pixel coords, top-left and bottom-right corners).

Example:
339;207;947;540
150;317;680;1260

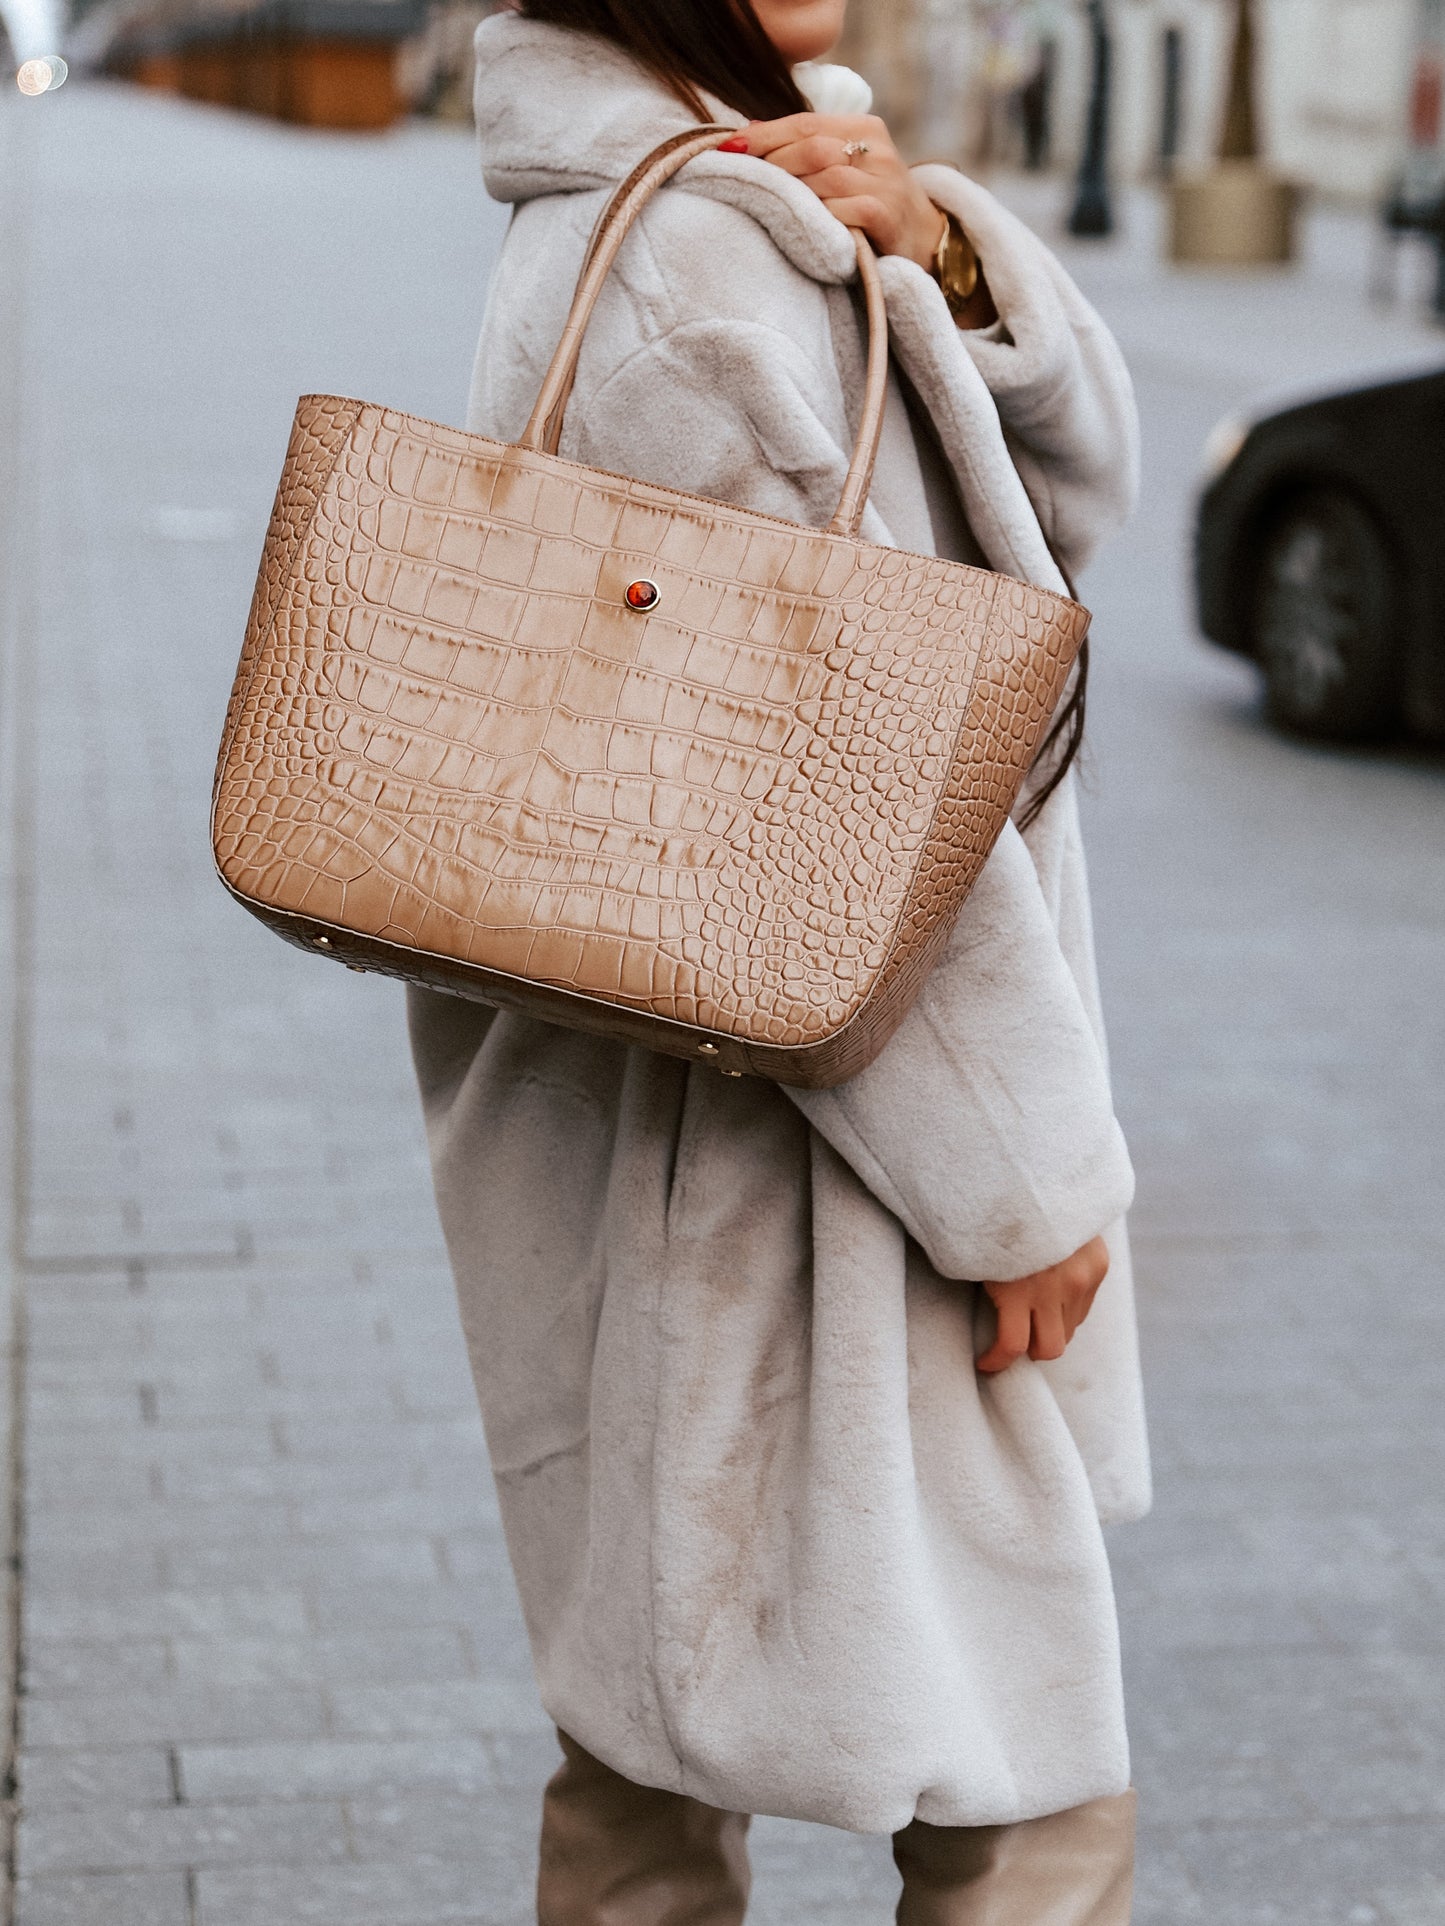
1;82;1442;1926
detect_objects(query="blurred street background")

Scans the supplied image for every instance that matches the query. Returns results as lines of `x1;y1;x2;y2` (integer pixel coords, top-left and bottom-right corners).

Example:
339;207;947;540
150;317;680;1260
2;0;1445;1921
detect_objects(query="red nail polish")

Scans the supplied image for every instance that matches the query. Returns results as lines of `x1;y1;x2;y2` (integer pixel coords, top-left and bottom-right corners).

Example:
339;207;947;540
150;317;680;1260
718;135;750;153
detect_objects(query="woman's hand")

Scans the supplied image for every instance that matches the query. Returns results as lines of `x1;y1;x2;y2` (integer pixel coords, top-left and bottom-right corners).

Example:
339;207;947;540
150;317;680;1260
976;1235;1110;1375
721;113;945;270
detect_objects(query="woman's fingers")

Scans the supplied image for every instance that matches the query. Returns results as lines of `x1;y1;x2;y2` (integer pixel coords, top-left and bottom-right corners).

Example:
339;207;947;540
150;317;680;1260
976;1236;1113;1374
1059;1278;1093;1341
731;117;903;188
742;112;887;160
808;193;894;244
1064;1277;1103;1340
759;134;868;179
976;1290;1032;1375
1028;1306;1068;1363
729;110;942;270
1074;1235;1111;1292
794;164;886;200
788;160;885;204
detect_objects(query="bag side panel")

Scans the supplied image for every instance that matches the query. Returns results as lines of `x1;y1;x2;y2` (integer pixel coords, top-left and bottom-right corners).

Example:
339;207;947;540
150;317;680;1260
739;580;1090;1086
212;395;363;804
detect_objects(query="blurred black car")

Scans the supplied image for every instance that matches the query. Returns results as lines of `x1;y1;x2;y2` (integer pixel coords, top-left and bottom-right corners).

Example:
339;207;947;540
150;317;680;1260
1195;368;1445;741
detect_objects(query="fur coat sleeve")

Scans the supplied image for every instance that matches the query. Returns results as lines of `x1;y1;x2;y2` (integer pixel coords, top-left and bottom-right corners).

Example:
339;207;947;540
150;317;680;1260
912;166;1141;581
481;178;1138;1279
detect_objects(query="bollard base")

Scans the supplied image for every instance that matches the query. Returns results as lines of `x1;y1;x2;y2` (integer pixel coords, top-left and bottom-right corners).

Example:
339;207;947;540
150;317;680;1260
1169;163;1299;265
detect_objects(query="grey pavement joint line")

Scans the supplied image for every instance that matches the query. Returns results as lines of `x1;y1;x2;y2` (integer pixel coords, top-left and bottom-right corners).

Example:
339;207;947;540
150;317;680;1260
0;97;37;1926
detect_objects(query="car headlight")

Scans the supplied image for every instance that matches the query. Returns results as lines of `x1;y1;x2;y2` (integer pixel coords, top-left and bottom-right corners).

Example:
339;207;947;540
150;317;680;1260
1201;414;1250;483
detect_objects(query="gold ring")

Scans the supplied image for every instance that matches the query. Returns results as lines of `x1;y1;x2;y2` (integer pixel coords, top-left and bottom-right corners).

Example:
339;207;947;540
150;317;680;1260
842;139;871;161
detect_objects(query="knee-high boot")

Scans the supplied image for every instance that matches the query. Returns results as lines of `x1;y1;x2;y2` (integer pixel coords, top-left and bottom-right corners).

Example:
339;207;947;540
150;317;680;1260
537;1730;752;1926
892;1790;1136;1926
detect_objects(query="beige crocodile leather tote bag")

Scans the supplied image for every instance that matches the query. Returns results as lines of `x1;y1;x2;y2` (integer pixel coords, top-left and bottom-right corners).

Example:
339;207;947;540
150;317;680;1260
211;126;1091;1088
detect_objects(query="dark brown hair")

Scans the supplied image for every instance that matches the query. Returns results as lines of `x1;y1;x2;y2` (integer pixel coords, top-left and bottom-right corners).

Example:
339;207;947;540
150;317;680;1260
512;0;1086;822
512;0;809;122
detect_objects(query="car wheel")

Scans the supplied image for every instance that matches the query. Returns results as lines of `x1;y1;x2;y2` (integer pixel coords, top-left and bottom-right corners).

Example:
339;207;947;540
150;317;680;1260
1251;487;1399;738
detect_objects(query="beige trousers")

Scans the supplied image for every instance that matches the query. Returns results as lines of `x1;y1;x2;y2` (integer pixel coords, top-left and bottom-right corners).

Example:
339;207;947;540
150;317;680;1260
538;1731;1136;1925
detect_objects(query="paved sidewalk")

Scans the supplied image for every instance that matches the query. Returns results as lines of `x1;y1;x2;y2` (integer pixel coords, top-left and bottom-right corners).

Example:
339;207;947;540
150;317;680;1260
1017;172;1445;1925
1;83;1443;1926
0;82;899;1925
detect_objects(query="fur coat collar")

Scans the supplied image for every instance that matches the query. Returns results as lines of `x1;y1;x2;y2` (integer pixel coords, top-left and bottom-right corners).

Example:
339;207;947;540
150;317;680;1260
471;10;1140;591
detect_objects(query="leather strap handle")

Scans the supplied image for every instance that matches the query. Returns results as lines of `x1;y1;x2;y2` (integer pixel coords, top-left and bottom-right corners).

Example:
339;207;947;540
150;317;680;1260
518;126;890;541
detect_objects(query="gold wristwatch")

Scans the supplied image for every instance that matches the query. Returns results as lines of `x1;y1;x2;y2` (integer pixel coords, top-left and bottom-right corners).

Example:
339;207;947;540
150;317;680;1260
932;208;981;320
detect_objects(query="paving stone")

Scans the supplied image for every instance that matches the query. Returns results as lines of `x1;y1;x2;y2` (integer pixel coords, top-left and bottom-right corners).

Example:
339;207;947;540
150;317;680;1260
747;1817;898;1924
1156;1819;1445;1923
195;1855;531;1926
1376;1880;1445;1926
25;1463;160;1509
1130;1839;1206;1925
289;1490;496;1540
166;1627;477;1689
162;1532;441;1592
23;1540;166;1595
29;1424;280;1472
274;1416;487;1463
345;1787;541;1862
15;1870;192;1926
161;1456;431;1506
18;1746;175;1812
23;1638;174;1699
20;1797;350;1874
24;1680;330;1749
327;1678;551;1740
26;1586;310;1642
25;1497;295;1555
302;1577;493;1635
179;1736;496;1803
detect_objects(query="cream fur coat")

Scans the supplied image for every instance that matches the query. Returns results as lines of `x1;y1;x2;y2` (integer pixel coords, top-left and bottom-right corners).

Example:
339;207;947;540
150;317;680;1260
409;12;1150;1834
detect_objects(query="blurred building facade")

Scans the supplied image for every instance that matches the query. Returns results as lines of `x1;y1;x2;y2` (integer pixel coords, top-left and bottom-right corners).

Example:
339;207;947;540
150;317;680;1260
843;0;1420;201
65;0;433;123
46;0;1427;196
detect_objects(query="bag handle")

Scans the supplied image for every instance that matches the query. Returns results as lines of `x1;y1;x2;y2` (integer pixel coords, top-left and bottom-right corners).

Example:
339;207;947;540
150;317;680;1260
518;126;890;542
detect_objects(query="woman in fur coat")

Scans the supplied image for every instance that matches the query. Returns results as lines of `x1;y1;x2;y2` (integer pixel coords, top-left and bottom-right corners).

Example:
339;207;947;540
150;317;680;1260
409;0;1151;1918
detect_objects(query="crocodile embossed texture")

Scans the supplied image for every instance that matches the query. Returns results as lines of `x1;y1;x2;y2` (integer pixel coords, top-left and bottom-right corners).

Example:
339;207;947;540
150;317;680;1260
213;397;1089;1087
215;397;363;790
